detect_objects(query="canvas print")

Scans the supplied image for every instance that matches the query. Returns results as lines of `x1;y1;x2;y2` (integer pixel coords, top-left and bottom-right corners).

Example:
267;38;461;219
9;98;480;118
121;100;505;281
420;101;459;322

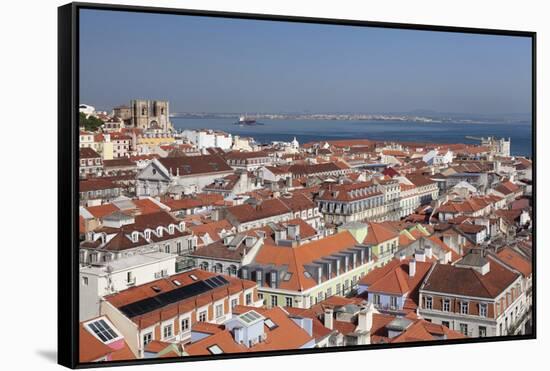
76;8;534;364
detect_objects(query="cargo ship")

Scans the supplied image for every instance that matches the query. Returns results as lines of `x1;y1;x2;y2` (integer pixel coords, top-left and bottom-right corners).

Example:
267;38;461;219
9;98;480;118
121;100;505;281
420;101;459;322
234;115;263;126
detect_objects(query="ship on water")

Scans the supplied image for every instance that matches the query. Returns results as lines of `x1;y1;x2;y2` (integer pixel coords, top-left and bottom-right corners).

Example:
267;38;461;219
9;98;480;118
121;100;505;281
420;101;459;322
234;114;264;126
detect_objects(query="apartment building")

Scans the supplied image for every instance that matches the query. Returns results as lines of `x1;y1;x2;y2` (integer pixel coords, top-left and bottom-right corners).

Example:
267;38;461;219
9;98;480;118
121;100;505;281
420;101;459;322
418;252;525;338
100;269;260;358
242;230;374;309
80;211;197;265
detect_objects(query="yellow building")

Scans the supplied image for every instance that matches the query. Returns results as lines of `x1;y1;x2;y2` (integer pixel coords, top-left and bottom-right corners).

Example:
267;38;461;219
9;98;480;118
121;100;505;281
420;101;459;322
242;229;375;309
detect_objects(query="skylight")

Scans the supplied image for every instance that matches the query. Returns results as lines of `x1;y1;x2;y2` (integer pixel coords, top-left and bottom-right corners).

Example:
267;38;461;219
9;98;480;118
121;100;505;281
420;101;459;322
240;310;263;324
207;345;224;355
264;318;278;330
190;274;198;281
172;279;181;286
86;319;119;343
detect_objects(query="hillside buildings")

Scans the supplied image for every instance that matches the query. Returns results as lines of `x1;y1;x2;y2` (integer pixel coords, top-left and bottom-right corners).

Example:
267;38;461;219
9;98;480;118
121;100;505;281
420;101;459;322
77;100;533;362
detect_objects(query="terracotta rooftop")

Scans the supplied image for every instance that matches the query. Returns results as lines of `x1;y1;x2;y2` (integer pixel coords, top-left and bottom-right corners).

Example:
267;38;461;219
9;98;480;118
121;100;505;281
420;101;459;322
252;231;361;291
421;259;520;298
157;154;232;176
184;306;313;355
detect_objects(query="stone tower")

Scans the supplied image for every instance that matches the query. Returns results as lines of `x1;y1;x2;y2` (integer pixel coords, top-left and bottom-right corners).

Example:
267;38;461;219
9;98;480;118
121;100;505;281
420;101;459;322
130;100;172;131
131;99;150;129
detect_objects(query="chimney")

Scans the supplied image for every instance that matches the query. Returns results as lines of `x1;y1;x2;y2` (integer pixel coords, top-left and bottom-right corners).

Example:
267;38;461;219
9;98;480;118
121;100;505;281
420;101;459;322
425;246;433;259
415;250;426;262
274;228;287;244
324;308;334;330
357;302;375;334
287;224;300;241
409;259;416;277
399;252;406;261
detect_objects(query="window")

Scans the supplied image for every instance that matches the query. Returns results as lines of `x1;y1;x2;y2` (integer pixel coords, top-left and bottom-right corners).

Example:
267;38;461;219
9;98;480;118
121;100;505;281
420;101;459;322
285;297;293;307
390;296;398;308
163;324;173;339
198;311;207;322
143;332;152;347
82;277;88;286
164;244;170;253
479;326;487;337
215;304;223;318
271;295;278;307
207;345;223;355
317;291;323;302
443;299;450;312
426;296;433;310
245;293;252;305
373;294;381;305
326;287;332;298
460;301;469;315
479;303;488;317
336;283;341;295
181;318;190;332
442;321;450;328
459;323;468;336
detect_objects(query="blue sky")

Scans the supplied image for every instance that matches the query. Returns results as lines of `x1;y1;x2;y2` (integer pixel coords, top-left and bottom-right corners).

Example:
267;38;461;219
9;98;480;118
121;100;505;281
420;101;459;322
80;9;532;115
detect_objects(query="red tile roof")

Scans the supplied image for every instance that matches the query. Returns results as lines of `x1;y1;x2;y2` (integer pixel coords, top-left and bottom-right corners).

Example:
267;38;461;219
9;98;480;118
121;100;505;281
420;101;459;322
253;231;360;291
496;247;532;277
364;222;399;245
421;259;520;298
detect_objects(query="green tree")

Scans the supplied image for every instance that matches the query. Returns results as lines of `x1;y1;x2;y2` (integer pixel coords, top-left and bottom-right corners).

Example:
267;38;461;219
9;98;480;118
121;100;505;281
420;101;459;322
79;112;104;132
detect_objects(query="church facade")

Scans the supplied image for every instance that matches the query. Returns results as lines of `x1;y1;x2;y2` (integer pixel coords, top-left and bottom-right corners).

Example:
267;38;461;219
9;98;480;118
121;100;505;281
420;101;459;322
129;99;173;132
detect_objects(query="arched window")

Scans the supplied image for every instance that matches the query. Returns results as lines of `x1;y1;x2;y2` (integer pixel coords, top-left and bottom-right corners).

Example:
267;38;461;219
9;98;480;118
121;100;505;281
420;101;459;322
200;262;209;271
214;263;223;273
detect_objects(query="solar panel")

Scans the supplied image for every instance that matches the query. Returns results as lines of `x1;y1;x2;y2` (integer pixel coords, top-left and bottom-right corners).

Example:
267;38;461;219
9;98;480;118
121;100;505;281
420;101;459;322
87;319;118;342
118;275;230;318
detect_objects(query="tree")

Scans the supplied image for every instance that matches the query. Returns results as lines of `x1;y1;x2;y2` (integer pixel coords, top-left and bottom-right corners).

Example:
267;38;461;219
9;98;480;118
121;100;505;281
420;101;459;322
79;112;104;132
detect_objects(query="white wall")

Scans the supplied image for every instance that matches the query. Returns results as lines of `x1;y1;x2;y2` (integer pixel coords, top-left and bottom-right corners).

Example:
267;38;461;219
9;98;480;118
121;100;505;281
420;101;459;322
4;1;546;371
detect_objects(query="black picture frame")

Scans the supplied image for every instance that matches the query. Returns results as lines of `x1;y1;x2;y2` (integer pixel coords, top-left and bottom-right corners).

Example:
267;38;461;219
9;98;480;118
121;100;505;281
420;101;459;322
58;2;537;369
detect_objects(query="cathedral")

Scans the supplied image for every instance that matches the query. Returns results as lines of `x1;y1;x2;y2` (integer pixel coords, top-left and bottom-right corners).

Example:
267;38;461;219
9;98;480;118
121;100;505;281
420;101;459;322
128;99;173;132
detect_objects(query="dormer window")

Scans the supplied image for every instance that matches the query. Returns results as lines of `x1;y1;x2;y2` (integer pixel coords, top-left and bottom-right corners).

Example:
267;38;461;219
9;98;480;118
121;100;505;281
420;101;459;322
131;231;139;243
168;225;175;234
179;221;185;231
145;230;151;239
157;227;163;237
